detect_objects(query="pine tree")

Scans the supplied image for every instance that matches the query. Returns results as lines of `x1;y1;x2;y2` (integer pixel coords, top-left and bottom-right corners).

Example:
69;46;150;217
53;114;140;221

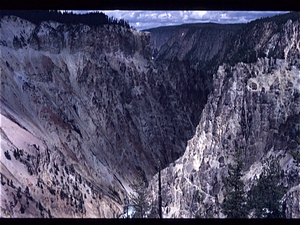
4;150;11;160
221;158;248;218
130;171;151;218
290;150;300;167
10;179;14;188
17;186;22;199
20;204;25;214
38;201;44;211
248;155;286;218
1;174;6;185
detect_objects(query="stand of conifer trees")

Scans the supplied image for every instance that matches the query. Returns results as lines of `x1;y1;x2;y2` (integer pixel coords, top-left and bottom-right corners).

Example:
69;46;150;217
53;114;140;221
0;10;131;28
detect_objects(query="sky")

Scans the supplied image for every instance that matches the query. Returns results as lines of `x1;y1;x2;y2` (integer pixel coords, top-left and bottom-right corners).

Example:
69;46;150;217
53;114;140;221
72;10;289;30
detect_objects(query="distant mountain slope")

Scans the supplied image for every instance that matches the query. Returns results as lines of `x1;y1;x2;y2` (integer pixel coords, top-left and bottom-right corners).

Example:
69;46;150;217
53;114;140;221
146;12;300;71
146;23;242;66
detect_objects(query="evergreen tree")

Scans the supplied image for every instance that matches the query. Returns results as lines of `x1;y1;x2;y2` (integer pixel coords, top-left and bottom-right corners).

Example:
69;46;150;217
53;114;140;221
17;186;22;199
148;199;159;218
0;10;131;28
10;179;14;188
25;186;30;197
1;174;6;185
221;158;248;218
248;155;286;218
4;150;11;160
129;171;151;218
38;201;44;211
20;204;25;214
290;150;300;167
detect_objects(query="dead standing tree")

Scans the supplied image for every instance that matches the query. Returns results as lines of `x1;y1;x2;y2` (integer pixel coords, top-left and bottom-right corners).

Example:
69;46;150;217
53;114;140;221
158;159;162;219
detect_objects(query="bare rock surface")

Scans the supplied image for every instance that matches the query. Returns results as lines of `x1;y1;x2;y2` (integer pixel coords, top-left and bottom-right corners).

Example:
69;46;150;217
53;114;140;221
148;16;300;218
146;23;242;67
0;15;209;217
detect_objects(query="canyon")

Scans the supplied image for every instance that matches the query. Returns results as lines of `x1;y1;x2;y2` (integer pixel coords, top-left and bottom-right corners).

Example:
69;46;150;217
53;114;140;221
0;11;300;218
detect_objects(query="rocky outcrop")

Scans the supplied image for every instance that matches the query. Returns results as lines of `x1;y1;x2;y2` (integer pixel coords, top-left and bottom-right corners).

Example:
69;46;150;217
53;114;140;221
148;15;300;218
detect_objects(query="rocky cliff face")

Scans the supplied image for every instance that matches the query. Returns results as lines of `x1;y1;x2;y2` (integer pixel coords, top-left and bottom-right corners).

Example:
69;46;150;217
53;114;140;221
146;23;242;69
143;25;174;59
0;14;210;217
148;14;300;218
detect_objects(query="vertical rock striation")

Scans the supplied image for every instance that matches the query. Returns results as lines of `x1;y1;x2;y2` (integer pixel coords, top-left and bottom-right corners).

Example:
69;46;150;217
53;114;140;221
148;15;300;218
146;23;242;68
0;14;210;217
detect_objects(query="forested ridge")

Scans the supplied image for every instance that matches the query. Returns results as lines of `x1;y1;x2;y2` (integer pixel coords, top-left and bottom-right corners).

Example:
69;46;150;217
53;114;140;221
0;10;131;28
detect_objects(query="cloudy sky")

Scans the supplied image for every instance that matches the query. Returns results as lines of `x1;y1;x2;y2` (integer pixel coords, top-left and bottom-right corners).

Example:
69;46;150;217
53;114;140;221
73;10;288;30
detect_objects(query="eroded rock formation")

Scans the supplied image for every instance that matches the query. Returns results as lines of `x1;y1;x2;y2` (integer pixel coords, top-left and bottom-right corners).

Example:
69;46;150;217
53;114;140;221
0;14;209;217
148;14;300;218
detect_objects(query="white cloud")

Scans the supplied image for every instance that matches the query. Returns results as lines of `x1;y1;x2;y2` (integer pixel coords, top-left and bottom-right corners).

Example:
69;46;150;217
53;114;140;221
73;10;288;30
190;11;207;19
158;13;172;20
